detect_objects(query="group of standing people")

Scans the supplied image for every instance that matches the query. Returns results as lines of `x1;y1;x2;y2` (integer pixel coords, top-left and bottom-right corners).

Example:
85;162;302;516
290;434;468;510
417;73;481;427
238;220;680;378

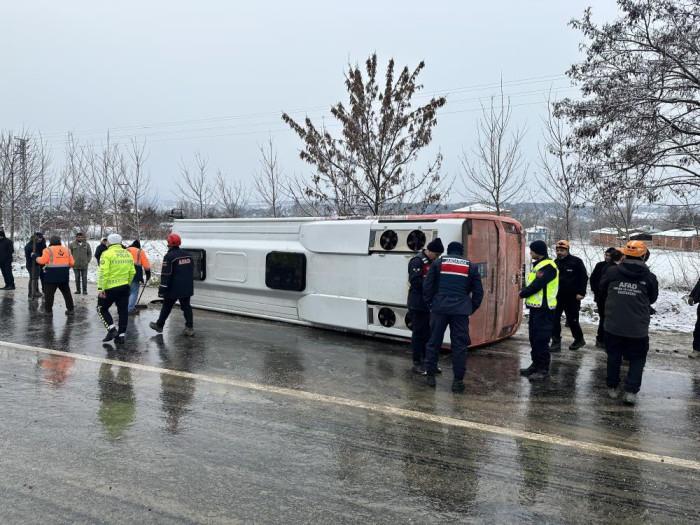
407;235;662;406
519;239;658;406
0;230;196;345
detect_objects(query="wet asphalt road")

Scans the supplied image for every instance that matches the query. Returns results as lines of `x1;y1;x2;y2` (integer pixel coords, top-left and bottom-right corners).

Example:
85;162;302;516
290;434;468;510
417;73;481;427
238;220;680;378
1;282;699;524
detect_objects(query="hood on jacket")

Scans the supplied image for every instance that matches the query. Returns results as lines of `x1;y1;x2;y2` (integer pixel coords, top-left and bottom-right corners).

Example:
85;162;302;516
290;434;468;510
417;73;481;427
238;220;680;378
617;259;650;279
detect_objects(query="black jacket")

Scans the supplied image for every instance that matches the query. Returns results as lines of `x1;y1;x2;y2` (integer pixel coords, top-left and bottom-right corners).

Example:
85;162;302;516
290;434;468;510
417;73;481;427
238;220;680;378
24;238;47;271
95;243;108;263
691;279;700;303
407;251;433;311
0;236;14;265
590;260;616;302
555;254;588;298
599;259;658;338
159;246;194;299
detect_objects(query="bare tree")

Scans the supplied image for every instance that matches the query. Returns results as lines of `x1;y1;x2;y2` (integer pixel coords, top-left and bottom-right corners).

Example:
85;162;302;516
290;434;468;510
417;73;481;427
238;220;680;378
56;133;88;233
215;170;248;218
121;138;152;238
460;82;527;215
176;152;215;218
85;135;122;237
537;97;582;240
253;136;286;217
282;53;448;216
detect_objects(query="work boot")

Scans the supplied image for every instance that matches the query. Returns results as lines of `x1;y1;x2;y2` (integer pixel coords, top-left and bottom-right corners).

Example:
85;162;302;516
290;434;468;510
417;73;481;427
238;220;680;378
65;309;75;316
412;362;427;375
435;365;442;374
115;335;126;345
569;339;586;350
2;284;15;290
103;327;117;342
689;350;700;359
74;290;81;294
180;327;195;337
519;363;537;377
149;321;163;334
528;369;550;381
549;337;561;352
426;374;436;388
608;386;620;399
623;392;637;406
82;291;88;295
451;379;465;393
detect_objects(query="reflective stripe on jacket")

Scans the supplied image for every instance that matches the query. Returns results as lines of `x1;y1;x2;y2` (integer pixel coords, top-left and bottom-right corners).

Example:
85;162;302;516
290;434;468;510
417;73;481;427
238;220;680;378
126;246;151;283
98;245;136;291
525;259;559;309
36;245;74;284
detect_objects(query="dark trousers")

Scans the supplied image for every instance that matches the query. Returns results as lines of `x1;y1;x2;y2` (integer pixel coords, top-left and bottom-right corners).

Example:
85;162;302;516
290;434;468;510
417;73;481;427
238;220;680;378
552;296;584;341
693;304;700;351
605;331;649;394
73;269;88;292
1;260;14;286
97;285;130;335
27;268;45;294
529;308;555;370
44;282;75;311
425;312;470;380
157;296;193;328
409;309;430;364
596;301;606;343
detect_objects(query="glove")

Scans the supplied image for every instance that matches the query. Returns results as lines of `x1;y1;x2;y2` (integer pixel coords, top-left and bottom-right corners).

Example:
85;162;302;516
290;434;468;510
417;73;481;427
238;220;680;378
145;270;151;281
158;287;165;298
688;297;695;307
650;306;656;315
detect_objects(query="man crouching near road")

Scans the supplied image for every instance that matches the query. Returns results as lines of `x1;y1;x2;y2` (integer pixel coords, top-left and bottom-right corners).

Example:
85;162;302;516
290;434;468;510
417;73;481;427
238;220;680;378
149;233;195;337
97;234;135;345
598;240;658;406
519;240;559;382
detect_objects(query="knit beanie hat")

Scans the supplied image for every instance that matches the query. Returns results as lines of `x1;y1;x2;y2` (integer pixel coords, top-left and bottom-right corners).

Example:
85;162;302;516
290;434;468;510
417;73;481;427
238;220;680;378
426;238;444;253
447;241;464;256
529;240;548;256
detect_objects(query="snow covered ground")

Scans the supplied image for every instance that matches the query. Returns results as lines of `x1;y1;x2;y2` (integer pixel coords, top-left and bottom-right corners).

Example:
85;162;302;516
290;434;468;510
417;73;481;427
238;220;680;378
5;237;700;333
8;239;169;287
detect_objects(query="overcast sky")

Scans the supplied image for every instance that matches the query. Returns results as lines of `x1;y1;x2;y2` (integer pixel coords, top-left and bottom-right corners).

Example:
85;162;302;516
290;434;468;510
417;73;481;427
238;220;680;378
1;0;622;206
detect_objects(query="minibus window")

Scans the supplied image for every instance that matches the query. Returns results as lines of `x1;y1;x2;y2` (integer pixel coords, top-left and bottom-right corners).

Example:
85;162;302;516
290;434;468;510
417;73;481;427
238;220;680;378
185;249;206;281
265;252;306;291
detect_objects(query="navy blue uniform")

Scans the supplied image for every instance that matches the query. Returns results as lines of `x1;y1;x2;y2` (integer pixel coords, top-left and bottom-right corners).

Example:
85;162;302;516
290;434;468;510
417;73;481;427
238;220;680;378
423;253;483;380
407;251;433;365
156;246;195;329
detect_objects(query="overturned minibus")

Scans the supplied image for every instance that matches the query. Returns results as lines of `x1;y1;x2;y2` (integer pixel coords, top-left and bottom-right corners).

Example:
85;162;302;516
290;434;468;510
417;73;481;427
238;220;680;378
172;214;524;347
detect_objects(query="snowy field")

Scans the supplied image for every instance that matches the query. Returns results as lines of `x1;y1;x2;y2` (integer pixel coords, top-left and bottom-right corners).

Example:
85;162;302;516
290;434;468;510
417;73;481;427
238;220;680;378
547;241;700;333
5;237;700;333
8;239;169;287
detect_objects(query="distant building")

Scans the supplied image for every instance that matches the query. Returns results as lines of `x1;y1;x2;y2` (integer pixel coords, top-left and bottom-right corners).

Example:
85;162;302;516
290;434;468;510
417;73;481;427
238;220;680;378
453;203;511;217
652;228;700;251
589;227;654;246
525;225;550;244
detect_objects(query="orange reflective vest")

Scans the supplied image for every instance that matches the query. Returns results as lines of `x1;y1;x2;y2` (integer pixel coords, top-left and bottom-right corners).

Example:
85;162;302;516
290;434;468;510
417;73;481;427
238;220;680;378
126;246;151;283
36;245;74;283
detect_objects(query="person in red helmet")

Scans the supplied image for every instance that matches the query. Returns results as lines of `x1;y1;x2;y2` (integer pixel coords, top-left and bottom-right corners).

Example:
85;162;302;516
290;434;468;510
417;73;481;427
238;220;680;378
149;233;195;336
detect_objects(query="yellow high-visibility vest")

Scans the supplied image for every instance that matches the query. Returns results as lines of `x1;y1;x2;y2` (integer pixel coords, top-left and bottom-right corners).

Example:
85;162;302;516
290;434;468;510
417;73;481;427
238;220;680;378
524;258;559;309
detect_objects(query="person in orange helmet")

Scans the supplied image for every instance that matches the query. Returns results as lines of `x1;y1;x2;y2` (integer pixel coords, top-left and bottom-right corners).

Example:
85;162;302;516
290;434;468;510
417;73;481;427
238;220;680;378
598;240;658;406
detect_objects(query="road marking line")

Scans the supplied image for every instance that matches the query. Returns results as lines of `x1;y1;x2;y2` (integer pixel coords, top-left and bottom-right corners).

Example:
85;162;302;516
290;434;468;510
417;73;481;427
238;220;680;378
2;339;699;472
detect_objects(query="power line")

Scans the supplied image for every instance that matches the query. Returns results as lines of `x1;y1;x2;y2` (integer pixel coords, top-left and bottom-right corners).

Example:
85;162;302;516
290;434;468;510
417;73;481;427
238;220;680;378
32;72;572;144
39;84;579;148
